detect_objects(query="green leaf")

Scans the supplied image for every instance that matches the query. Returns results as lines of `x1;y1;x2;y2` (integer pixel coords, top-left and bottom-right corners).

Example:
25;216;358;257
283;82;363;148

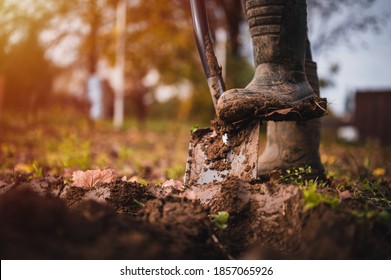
211;211;230;230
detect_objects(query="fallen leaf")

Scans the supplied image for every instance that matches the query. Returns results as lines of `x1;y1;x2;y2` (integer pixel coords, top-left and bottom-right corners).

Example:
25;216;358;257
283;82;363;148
372;168;385;177
162;179;183;191
339;190;352;201
72;168;116;189
264;108;293;117
128;175;139;182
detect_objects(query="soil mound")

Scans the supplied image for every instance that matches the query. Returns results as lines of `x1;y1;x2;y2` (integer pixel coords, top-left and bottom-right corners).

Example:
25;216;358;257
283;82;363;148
0;173;390;259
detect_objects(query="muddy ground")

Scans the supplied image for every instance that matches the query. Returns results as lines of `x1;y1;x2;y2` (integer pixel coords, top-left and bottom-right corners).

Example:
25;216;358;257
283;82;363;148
0;112;390;259
1;172;390;260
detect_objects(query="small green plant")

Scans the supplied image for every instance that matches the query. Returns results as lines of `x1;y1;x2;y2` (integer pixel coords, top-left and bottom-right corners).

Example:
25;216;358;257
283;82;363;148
211;211;230;230
136;178;150;186
165;164;185;180
133;199;145;207
95;152;110;168
278;166;312;185
302;180;339;211
191;124;199;133
351;209;391;228
356;180;391;208
30;161;43;178
63;178;73;185
14;161;43;178
46;134;91;169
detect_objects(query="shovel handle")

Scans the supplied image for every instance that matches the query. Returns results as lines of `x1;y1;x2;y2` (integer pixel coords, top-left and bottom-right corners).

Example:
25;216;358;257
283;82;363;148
190;0;225;108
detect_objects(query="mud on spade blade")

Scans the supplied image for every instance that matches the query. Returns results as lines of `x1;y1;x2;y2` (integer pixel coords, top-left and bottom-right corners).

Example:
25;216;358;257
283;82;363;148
186;0;261;186
184;121;260;186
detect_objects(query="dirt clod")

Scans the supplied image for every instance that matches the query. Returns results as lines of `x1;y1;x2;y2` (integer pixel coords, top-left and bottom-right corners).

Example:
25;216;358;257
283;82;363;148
0;173;390;259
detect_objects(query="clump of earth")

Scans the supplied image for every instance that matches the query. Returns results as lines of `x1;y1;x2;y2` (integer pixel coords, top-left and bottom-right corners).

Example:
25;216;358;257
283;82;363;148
1;172;390;259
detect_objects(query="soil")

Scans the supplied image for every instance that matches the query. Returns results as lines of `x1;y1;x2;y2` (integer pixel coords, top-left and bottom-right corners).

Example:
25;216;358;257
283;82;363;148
1;172;390;260
0;174;224;259
184;121;260;185
191;128;231;171
189;178;391;259
0;112;390;260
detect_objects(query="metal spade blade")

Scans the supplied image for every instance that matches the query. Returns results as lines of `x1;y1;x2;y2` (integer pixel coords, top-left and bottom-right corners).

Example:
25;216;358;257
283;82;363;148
184;121;260;186
185;0;260;186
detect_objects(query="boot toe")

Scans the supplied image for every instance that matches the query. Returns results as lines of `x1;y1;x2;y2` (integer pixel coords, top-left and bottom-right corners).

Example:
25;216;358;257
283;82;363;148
217;87;327;123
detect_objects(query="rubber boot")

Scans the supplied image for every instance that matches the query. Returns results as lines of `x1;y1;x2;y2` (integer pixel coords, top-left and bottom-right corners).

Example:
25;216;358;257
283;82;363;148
216;0;326;123
257;55;324;177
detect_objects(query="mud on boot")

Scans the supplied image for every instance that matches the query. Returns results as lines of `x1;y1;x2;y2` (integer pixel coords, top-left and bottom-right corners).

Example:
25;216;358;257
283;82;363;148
258;59;325;178
216;0;327;123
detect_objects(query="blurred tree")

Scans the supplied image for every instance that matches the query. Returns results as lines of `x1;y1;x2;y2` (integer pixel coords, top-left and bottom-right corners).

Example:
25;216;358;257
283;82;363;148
118;0;211;123
2;0;386;122
307;0;389;55
0;0;58;114
42;0;211;123
4;24;53;112
308;0;389;92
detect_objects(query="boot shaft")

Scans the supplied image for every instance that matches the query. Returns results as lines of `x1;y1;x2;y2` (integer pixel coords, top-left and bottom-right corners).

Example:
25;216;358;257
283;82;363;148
245;0;307;70
305;60;320;96
257;57;324;175
305;39;320;97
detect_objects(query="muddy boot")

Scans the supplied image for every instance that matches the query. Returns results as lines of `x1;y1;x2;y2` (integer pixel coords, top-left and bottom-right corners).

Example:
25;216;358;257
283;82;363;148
258;58;324;177
216;0;326;123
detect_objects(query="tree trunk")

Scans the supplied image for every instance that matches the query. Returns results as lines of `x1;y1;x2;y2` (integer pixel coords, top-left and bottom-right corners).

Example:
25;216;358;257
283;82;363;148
0;75;5;119
113;0;127;128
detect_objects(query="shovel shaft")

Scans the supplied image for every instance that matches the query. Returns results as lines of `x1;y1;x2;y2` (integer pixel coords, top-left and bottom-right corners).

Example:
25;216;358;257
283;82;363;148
190;0;225;108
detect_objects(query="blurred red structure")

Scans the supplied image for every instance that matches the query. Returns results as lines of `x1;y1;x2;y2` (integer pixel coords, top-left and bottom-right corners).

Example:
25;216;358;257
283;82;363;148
354;90;391;145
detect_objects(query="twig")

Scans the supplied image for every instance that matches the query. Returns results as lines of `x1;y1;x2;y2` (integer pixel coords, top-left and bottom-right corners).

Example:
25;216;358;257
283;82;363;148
211;234;235;260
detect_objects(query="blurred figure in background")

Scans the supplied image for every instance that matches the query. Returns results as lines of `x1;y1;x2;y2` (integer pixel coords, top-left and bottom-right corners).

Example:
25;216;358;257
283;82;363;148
87;66;103;120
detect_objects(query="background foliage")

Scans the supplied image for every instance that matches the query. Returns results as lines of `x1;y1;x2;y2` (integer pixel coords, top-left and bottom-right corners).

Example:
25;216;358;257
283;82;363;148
0;0;388;123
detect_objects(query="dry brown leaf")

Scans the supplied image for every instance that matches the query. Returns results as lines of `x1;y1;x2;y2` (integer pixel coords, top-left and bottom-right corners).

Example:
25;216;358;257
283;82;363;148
128;175;139;183
72;168;116;189
339;190;353;201
162;179;183;191
264;108;293;117
121;175;128;182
